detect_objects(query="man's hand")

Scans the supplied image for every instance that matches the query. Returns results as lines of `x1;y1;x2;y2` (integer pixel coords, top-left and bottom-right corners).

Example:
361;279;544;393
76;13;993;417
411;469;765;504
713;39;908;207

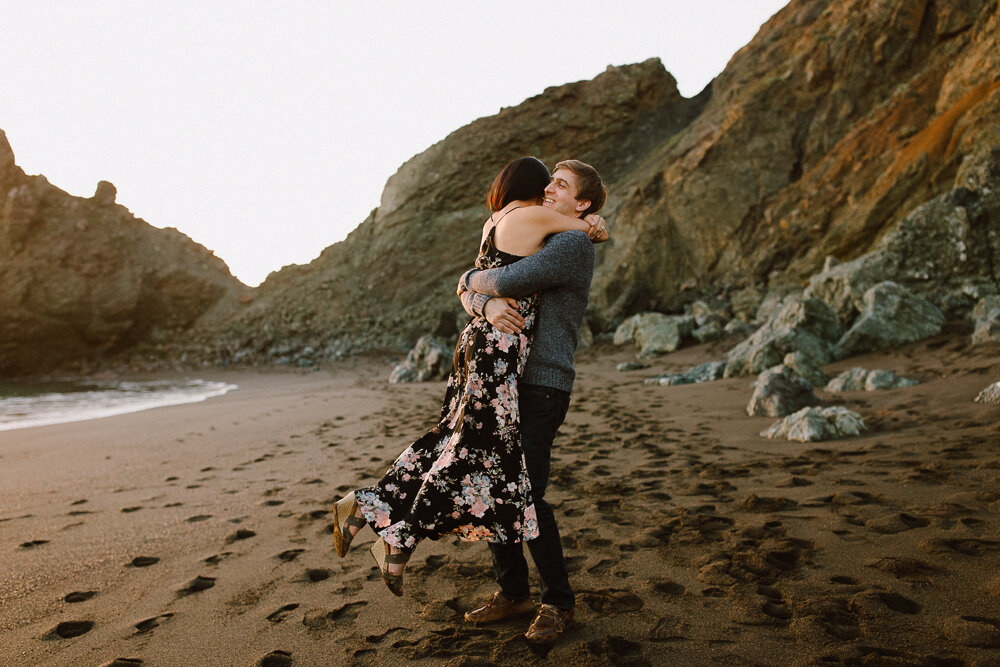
484;297;525;334
585;214;608;242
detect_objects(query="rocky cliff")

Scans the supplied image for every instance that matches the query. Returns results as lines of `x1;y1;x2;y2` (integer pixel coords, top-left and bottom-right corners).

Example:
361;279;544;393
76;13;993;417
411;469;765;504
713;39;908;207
202;59;703;364
6;0;999;373
594;0;1000;322
0;131;247;375
201;0;998;367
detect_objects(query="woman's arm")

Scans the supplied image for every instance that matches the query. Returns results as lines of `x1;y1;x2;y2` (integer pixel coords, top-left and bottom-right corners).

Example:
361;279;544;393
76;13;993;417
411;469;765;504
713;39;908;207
520;206;608;243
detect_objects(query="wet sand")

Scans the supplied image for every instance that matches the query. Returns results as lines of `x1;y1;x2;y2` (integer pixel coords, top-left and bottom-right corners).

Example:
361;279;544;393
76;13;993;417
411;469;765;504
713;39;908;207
1;330;999;666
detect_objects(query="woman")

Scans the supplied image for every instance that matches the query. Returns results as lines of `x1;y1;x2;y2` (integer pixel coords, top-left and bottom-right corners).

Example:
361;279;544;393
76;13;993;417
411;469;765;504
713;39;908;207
331;156;606;596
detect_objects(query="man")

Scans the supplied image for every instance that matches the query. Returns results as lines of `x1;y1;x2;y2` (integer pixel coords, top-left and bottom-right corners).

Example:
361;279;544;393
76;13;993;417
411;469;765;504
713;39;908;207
457;159;608;644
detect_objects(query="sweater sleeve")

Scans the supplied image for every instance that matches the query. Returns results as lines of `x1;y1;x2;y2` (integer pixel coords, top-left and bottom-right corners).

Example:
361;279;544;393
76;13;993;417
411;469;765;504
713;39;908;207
460;231;595;298
458;289;490;318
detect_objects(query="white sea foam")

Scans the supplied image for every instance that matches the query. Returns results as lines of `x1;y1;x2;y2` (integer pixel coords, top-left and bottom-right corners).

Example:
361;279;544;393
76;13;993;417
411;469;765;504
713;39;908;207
0;379;237;431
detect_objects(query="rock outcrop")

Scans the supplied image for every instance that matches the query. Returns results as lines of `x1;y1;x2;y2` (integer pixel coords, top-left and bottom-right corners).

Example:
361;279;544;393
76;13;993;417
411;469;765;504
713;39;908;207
805;147;1000;324
724;296;842;378
0;131;247;374
834;282;945;358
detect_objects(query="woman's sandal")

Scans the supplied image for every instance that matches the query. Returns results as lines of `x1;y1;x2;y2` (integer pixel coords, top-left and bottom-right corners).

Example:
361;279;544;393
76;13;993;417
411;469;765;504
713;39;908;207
369;536;410;597
332;492;367;558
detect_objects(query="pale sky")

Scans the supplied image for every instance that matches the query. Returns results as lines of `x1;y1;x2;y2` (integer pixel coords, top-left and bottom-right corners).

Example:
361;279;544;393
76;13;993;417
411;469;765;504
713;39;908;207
1;1;788;286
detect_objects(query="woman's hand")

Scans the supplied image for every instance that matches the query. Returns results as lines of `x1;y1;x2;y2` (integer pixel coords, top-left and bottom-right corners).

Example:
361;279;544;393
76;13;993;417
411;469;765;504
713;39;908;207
585;214;609;243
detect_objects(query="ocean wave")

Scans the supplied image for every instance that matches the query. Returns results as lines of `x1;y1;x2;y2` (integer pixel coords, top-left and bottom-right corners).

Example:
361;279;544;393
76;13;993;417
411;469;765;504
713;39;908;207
0;380;238;431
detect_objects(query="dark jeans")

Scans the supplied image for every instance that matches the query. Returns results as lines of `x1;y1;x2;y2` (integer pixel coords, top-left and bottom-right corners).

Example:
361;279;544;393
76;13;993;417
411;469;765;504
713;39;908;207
488;383;574;610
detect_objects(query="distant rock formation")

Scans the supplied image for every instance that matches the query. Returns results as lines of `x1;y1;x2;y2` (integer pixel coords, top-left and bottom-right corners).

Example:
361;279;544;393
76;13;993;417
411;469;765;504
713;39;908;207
0;131;247;374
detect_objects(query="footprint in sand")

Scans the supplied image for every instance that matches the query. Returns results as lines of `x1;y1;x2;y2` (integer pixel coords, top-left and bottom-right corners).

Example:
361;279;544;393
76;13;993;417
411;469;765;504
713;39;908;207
64;591;98;603
186;515;213;523
225;529;257;544
648;579;685;596
297;569;331;583
266;604;300;623
275;549;306;562
298;509;329;523
254;650;293;667
97;659;143;667
44;620;94;639
204;552;233;565
70;499;88;506
19;539;49;549
127;556;160;568
177;575;216;596
133;612;174;634
328;600;368;621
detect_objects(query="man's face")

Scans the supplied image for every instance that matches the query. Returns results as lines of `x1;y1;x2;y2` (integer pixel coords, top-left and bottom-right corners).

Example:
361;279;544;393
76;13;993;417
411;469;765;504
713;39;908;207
542;168;590;218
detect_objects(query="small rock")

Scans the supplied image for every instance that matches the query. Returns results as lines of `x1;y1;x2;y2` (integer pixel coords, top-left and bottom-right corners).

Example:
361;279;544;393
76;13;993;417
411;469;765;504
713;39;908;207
975;381;1000;406
617;360;650;372
825;367;917;391
761;406;866;442
645;361;725;386
730;287;764;323
724;319;753;336
783;351;829;387
972;296;1000;344
614;312;689;357
747;365;820;417
389;335;451;383
692;322;722;343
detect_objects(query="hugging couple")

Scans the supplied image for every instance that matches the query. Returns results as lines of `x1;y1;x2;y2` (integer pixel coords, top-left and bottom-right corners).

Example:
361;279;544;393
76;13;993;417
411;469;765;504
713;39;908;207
332;156;608;645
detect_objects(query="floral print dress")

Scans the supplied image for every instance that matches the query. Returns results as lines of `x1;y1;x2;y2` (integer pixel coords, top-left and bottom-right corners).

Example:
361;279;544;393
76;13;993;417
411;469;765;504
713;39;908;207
355;223;539;550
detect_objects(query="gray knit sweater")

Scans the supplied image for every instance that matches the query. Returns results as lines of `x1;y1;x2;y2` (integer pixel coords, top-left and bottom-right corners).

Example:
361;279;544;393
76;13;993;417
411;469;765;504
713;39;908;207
458;230;595;393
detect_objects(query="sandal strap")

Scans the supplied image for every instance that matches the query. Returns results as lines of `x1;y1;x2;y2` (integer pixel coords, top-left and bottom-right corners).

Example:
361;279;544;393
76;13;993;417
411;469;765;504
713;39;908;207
384;552;410;565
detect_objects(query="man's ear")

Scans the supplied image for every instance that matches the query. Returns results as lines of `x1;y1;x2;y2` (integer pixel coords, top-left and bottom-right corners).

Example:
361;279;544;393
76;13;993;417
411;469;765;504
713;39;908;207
574;199;591;215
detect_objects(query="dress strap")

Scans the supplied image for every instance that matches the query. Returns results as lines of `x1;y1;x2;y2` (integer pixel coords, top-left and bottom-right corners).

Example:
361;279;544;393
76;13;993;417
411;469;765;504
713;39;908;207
488;205;522;231
481;205;522;254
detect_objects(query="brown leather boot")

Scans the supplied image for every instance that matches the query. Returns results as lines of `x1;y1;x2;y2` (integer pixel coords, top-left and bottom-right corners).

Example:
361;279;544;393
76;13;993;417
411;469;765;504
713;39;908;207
464;592;536;625
524;604;574;644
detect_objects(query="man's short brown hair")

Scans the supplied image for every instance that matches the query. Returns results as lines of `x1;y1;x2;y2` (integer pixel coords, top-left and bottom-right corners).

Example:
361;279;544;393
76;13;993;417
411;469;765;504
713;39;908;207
554;159;608;216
